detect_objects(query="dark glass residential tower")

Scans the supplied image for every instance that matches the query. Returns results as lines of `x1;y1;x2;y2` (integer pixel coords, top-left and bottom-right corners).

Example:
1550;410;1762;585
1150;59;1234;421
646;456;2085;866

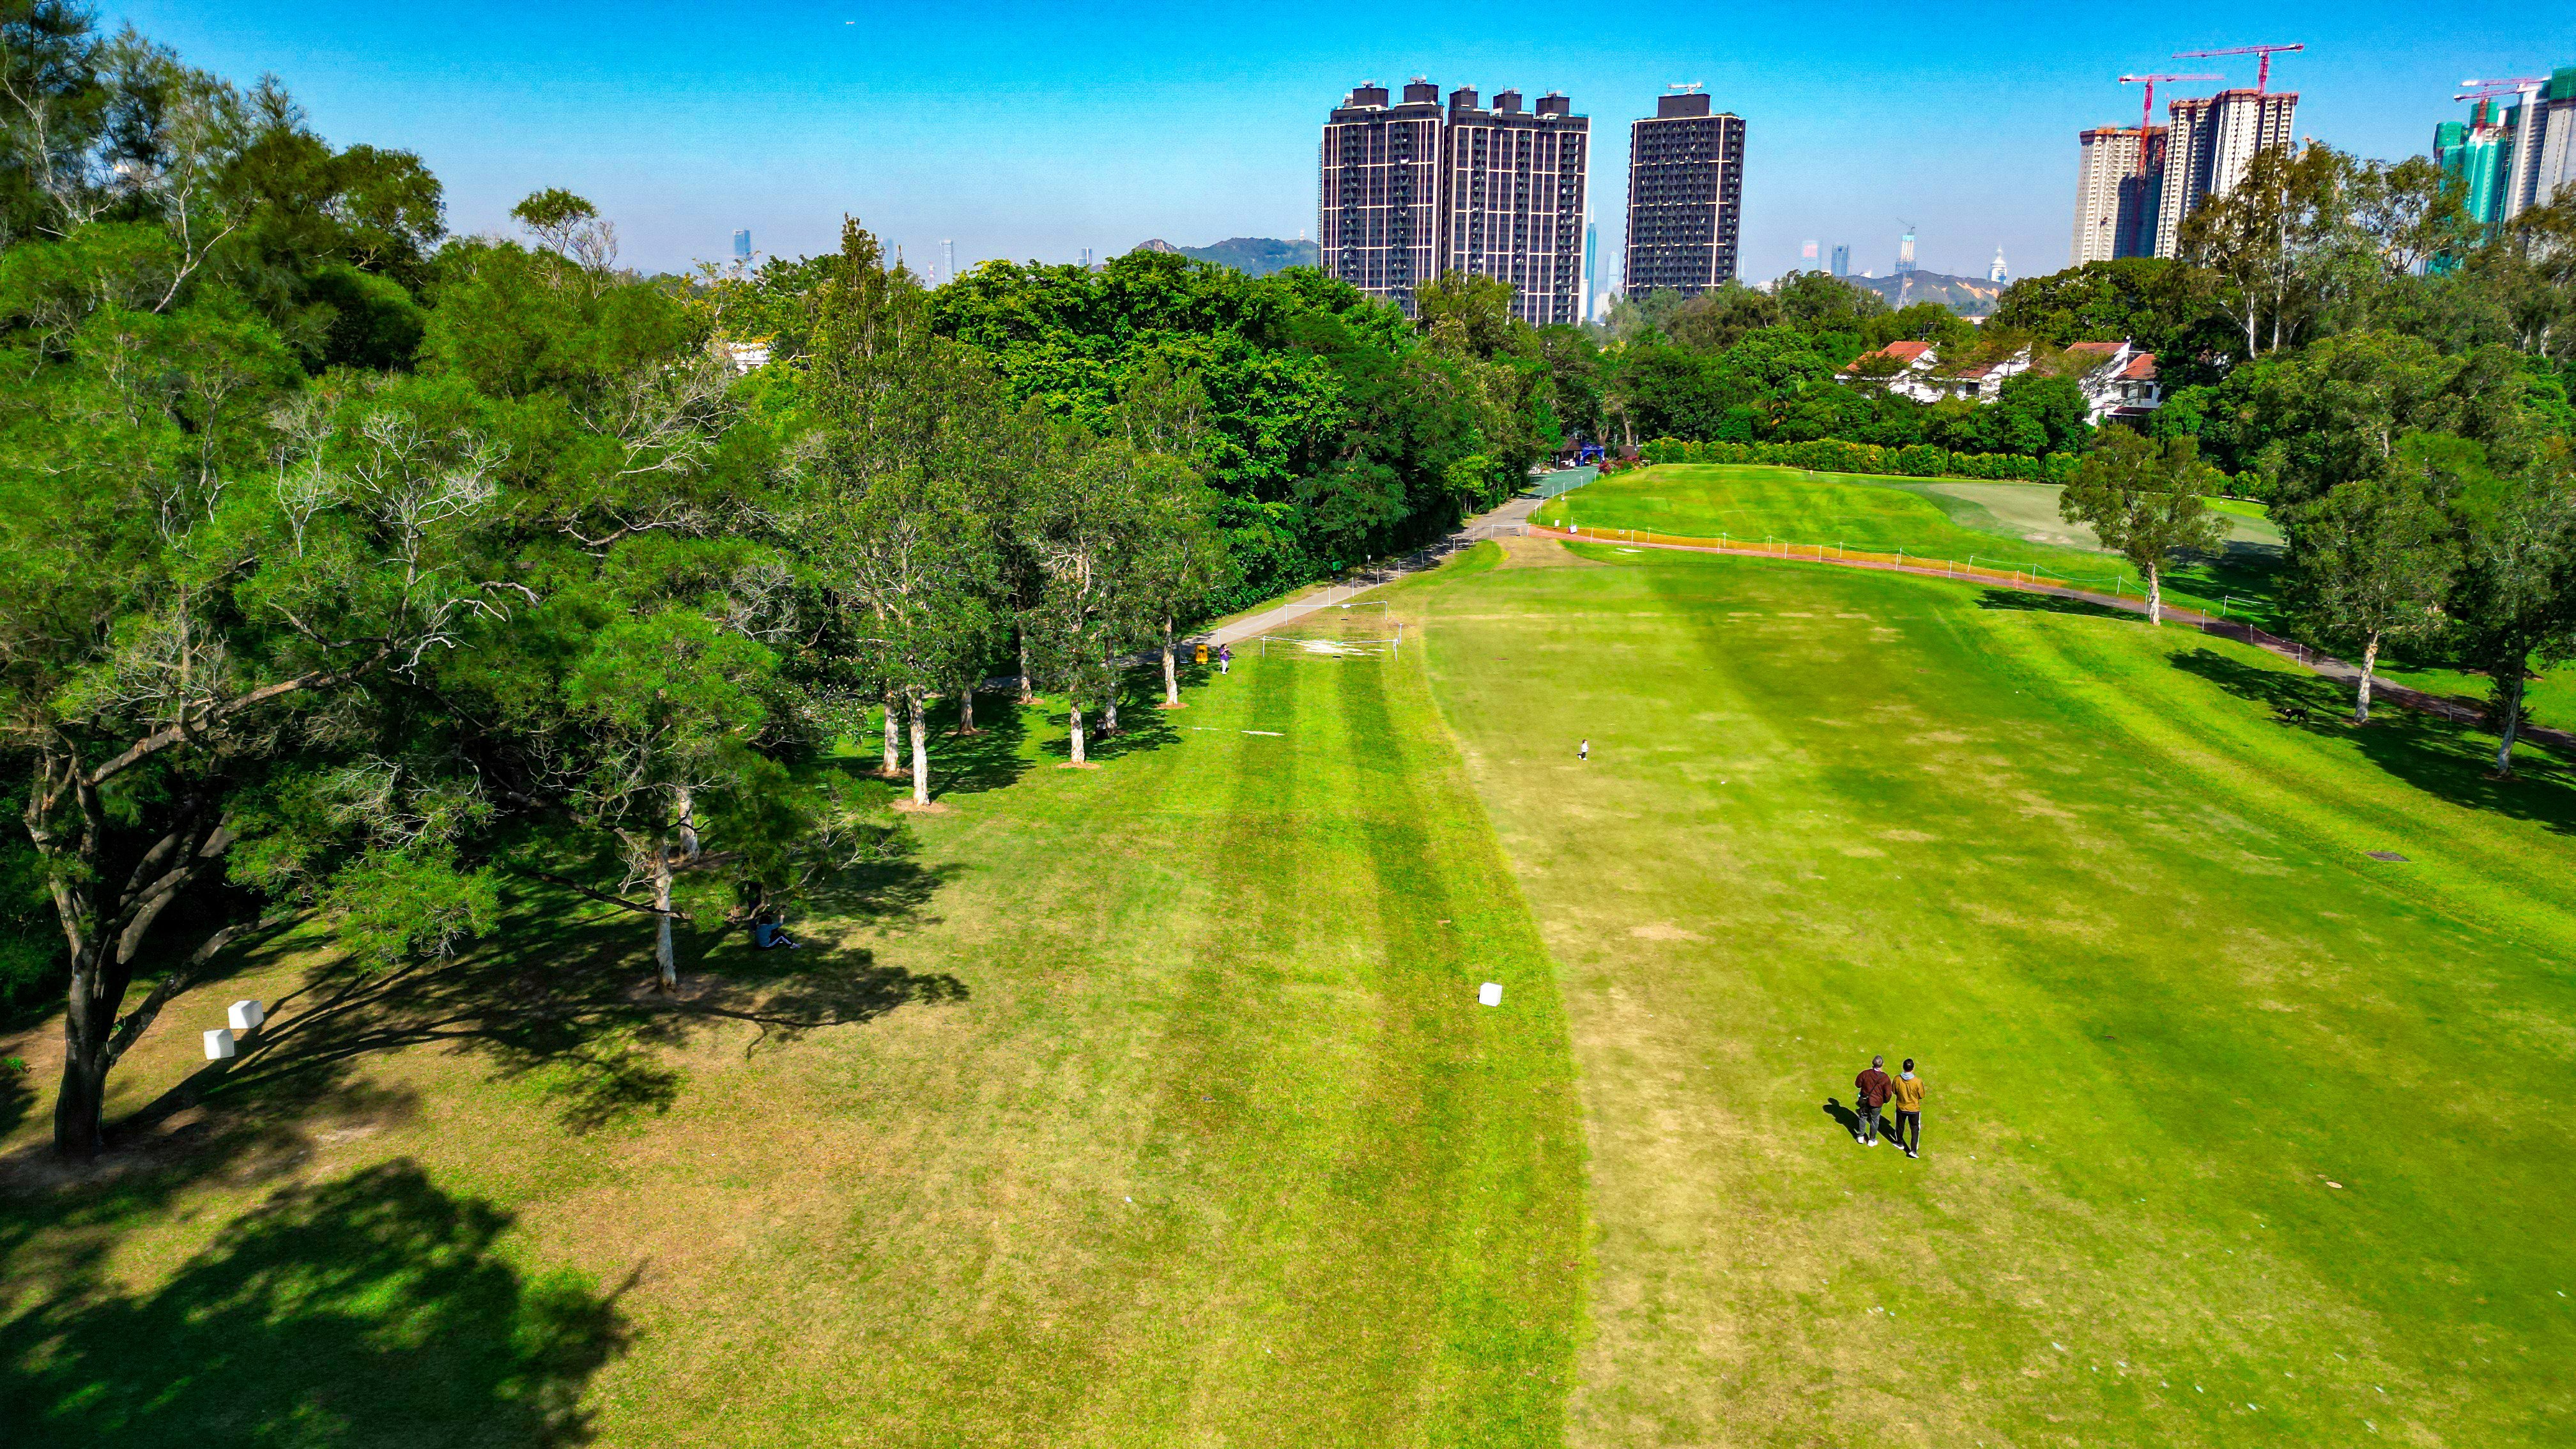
1622;93;1746;299
1320;80;1590;323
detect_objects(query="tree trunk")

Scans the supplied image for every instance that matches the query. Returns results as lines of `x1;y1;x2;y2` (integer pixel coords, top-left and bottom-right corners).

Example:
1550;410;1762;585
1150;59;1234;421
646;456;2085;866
1103;676;1119;735
956;680;977;735
1068;697;1087;765
2494;665;2527;776
652;843;678;993
908;691;931;806
881;693;902;777
1162;617;1180;706
54;1015;110;1158
1018;634;1034;705
2144;564;2163;626
2355;632;2380;724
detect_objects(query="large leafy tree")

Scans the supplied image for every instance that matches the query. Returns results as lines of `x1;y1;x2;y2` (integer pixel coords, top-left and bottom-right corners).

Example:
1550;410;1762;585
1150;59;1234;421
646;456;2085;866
2288;436;2464;721
2058;431;2228;624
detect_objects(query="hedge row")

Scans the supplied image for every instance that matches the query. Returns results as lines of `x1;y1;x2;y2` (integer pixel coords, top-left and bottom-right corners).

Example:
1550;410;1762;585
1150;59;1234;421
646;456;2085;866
1630;437;2085;484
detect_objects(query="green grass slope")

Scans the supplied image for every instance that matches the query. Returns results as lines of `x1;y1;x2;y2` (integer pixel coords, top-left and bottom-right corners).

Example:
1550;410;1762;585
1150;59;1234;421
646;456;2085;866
1540;464;2286;625
1415;539;2576;1448
1;652;1584;1446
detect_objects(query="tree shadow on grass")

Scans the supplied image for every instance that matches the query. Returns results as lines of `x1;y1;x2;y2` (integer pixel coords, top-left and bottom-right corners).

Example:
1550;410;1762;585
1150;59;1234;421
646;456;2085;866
923;688;1032;799
2170;647;2576;836
1972;588;2139;623
1;1158;634;1448
0;1062;31;1142
1031;673;1185;766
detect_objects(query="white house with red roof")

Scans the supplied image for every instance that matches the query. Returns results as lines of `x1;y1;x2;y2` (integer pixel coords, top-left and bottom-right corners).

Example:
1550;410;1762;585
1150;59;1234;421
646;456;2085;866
2065;341;2162;425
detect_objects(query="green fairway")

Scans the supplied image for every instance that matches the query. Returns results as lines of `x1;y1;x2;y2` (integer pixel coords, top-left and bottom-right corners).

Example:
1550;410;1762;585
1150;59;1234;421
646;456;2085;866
1410;537;2576;1447
1539;464;2287;625
2;654;1584;1445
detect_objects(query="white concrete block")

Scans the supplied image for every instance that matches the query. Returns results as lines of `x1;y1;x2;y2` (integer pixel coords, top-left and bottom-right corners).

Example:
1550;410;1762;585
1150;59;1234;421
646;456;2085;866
227;999;264;1032
203;1027;236;1061
1478;982;1503;1008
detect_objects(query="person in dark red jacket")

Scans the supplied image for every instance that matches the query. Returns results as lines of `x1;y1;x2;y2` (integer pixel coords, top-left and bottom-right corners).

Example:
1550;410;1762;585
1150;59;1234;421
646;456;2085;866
1853;1055;1895;1146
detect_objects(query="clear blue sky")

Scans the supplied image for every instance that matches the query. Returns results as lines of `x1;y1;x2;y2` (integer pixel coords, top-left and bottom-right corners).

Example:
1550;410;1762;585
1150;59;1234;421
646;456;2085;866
121;1;2569;286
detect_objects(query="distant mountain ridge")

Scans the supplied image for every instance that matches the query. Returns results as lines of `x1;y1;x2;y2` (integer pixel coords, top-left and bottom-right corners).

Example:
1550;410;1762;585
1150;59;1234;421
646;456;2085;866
1839;270;2003;318
1132;236;1320;277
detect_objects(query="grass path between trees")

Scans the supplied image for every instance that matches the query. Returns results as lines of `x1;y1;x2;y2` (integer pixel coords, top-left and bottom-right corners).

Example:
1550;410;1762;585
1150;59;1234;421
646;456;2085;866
1408;538;2576;1448
2;644;1584;1446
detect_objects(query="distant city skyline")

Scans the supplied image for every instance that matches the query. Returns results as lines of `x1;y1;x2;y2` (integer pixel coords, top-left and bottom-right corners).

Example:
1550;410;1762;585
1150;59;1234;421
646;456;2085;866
107;1;2576;285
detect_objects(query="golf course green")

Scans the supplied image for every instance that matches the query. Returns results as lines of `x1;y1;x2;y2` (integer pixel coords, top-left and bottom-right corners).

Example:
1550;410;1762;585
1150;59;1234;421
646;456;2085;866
1537;463;2288;625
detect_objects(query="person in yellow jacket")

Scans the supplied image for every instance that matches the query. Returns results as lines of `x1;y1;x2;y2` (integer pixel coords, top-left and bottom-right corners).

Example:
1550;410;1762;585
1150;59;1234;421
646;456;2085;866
1887;1059;1925;1158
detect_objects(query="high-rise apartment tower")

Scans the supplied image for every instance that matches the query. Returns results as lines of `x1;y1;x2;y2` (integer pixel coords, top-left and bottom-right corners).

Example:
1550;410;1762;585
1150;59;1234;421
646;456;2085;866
1319;80;1590;323
2069;125;2166;263
2153;88;2297;258
1829;243;1849;278
2435;68;2576;228
1622;92;1745;299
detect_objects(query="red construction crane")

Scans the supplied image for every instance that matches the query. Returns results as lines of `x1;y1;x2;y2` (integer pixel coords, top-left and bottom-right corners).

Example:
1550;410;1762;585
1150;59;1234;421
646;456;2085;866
2119;73;2221;138
2463;77;2548;88
2172;43;2305;93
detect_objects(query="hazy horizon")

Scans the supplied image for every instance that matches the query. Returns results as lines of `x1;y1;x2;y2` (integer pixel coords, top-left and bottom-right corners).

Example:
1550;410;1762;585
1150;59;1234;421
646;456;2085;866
125;1;2566;286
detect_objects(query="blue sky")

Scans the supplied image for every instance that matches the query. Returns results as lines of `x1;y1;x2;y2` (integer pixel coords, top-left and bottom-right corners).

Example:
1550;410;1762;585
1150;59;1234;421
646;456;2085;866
125;1;2569;286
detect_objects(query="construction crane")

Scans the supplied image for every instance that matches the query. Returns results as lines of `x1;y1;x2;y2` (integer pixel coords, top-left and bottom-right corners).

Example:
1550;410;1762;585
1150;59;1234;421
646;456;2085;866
2112;75;2217;256
2119;73;2221;138
2172;43;2304;93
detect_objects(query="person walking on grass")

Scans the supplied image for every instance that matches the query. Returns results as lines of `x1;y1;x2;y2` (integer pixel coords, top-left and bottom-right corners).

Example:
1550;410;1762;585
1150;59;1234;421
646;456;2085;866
1888;1057;1924;1158
1579;738;1590;762
1218;643;1232;676
1853;1054;1894;1146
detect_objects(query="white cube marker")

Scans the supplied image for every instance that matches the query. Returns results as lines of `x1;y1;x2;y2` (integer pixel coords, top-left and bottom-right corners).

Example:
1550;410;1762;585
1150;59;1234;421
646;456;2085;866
202;1028;236;1061
227;999;264;1032
1478;982;1503;1008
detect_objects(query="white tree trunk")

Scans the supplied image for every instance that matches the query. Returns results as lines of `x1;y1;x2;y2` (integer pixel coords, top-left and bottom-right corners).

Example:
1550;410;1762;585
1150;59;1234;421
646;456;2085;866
2356;633;2380;724
1102;655;1119;735
957;681;976;734
1018;635;1034;704
908;692;930;806
2144;565;2163;627
882;693;901;776
2495;668;2526;776
652;847;677;993
1162;617;1179;706
1068;698;1087;765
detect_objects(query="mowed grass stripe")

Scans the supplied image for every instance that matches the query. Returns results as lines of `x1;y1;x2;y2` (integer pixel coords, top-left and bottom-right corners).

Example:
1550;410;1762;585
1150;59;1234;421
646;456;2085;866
1413;542;2575;1447
3;645;1585;1448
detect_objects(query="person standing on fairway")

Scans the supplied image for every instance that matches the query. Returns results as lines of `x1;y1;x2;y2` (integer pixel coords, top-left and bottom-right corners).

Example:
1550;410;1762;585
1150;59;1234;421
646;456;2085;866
1888;1058;1924;1158
1579;738;1589;761
1218;643;1232;676
1853;1055;1894;1146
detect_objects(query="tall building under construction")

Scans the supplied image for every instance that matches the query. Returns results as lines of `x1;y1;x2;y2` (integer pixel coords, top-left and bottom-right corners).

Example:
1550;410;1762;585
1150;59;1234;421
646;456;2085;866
2069;125;2166;263
2152;88;2298;257
2435;67;2576;227
1319;80;1590;323
1621;92;1747;299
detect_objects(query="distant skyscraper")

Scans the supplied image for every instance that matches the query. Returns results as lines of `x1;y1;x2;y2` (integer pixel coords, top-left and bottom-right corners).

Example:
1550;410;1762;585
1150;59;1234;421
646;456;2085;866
2071;124;2167;263
1829;243;1850;278
1801;239;1819;267
1583;217;1598;322
942;239;956;286
2437;68;2576;228
1989;247;2008;284
2154;88;2299;259
1318;79;1589;322
1622;90;1746;299
1895;227;1916;275
732;229;752;263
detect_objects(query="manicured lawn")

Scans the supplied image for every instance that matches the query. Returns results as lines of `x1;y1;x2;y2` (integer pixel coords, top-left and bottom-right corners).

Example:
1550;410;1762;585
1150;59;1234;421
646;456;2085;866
1540;464;2288;626
1411;537;2576;1447
1;651;1585;1445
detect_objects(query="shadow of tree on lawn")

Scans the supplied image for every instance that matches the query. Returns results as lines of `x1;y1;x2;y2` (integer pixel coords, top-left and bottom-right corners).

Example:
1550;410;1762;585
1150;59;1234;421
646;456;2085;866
0;1160;633;1448
2170;647;2576;835
1972;587;2140;623
921;687;1032;799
